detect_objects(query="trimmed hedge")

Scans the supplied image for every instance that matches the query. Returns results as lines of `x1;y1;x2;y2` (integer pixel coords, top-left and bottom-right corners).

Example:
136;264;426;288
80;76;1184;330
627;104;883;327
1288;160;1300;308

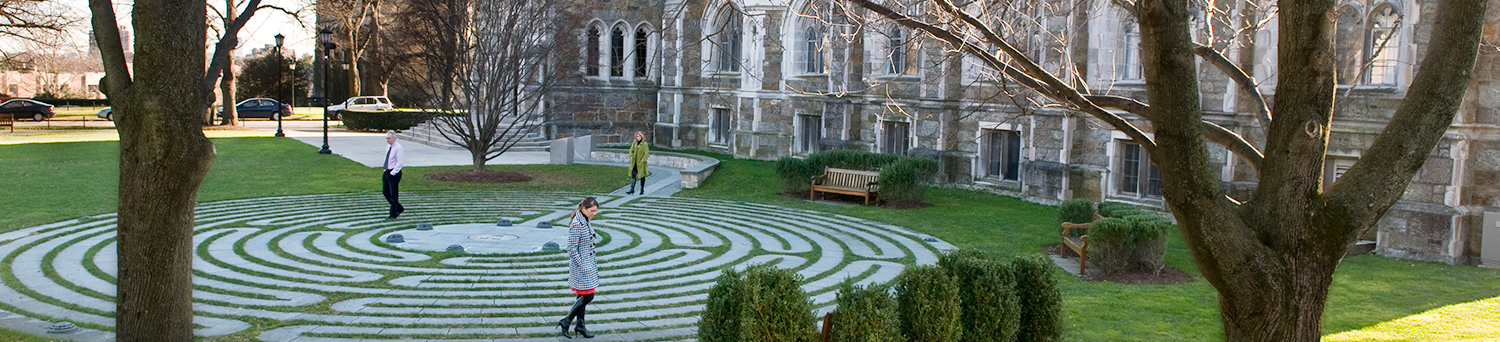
1097;201;1141;218
878;157;939;204
896;265;962;342
806;149;903;171
1011;254;1063;342
775;157;822;194
1058;198;1095;225
939;250;1019;342
739;265;817;342
341;109;433;131
699;268;744;342
830;284;903;342
1089;214;1170;273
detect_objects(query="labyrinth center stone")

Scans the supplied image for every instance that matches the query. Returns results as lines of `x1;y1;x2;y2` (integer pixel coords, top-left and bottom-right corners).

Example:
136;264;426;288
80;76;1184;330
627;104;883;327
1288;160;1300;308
0;191;953;341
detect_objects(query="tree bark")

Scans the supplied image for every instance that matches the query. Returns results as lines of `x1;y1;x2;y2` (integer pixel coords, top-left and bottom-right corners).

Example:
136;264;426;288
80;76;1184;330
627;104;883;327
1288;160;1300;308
91;0;216;340
219;0;238;125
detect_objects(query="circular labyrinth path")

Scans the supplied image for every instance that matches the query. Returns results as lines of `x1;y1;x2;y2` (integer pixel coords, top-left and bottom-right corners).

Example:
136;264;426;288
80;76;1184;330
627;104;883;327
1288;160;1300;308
0;191;952;341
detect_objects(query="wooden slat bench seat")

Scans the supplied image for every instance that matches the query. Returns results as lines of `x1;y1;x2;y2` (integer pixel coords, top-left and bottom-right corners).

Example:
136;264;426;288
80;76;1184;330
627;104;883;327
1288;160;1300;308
1060;222;1091;274
810;168;881;206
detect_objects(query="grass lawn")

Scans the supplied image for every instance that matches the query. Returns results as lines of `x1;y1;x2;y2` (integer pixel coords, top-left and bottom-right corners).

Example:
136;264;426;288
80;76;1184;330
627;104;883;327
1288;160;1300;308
0;139;1497;340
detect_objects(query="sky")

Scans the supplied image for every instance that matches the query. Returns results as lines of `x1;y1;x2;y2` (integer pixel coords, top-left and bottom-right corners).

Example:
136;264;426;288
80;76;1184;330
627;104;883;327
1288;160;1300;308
48;0;318;58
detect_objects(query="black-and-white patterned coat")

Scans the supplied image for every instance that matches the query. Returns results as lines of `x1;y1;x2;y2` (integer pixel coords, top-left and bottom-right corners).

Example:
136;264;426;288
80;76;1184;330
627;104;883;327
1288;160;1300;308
567;212;599;292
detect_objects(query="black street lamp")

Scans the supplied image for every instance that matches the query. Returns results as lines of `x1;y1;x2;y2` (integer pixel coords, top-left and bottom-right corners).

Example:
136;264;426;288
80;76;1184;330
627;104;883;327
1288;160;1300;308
273;33;286;138
318;28;337;154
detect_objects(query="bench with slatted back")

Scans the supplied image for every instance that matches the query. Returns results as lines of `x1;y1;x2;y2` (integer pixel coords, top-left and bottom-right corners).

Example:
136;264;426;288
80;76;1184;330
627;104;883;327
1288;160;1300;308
1060;222;1091;274
810;167;881;206
0;114;12;133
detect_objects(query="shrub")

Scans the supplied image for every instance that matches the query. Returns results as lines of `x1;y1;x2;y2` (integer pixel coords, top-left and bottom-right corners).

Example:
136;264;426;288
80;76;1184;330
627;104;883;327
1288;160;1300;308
1011;254;1062;342
896;265;961;342
940;251;1019;342
739;265;816;342
775;157;823;194
830;284;903;342
700;268;744;342
878;157;939;204
1096;201;1137;218
1058;198;1095;225
341;109;433;131
1090;215;1170;273
807;149;902;171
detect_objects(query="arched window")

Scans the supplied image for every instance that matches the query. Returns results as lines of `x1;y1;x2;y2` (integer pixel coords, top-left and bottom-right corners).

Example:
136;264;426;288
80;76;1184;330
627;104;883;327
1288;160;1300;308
586;26;601;76
1366;4;1400;85
801;23;825;74
634;28;649;77
888;27;906;75
1334;6;1364;85
1117;19;1142;81
610;26;626;77
714;5;743;72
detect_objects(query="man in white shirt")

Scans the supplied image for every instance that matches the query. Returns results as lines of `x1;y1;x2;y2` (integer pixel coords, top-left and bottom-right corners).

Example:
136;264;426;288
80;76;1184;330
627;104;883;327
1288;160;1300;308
383;130;406;219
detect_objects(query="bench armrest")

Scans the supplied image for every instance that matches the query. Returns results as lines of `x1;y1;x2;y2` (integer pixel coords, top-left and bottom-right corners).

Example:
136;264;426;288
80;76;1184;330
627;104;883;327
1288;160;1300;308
1061;222;1091;236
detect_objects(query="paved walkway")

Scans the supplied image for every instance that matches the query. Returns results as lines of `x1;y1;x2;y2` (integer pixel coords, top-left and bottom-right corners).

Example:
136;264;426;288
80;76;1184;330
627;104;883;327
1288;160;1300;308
0;191;954;341
241;121;675;196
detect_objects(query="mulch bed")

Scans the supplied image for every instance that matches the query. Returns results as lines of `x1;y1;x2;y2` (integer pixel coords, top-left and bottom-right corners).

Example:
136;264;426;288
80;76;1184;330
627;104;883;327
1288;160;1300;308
425;170;534;183
1046;245;1194;285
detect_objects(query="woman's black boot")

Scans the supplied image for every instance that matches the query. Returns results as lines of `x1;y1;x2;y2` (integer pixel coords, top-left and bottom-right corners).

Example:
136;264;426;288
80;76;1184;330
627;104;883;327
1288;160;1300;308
558;319;572;338
574;318;595;338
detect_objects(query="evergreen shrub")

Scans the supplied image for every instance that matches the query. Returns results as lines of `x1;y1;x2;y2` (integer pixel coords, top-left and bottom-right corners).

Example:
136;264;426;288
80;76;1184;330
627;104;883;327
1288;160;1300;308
1096;201;1137;218
1011;254;1063;342
939;251;1019;342
1090;215;1170;273
739;265;817;342
878;158;939;204
341;109;433;131
895;265;961;342
775;157;822;194
830;284;903;342
1058;198;1096;225
1122;214;1171;271
699;268;744;342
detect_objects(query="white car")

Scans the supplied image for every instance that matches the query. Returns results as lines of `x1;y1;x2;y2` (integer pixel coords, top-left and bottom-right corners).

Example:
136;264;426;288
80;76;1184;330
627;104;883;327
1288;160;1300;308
326;96;393;120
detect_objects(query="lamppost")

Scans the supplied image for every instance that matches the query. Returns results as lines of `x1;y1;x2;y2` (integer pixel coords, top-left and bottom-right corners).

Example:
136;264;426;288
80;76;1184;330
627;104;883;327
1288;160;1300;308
273;33;286;138
318;28;337;154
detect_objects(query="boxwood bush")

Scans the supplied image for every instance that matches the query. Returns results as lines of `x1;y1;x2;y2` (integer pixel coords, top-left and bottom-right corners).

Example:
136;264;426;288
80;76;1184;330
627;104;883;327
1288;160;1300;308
1011;254;1062;342
1121;214;1171;272
830;284;903;342
341;109;433;131
1096;201;1138;218
878;157;939;205
806;149;902;171
699;268;744;342
1058;198;1095;225
739;265;816;342
939;251;1019;342
1089;215;1170;273
896;265;961;342
775;157;823;194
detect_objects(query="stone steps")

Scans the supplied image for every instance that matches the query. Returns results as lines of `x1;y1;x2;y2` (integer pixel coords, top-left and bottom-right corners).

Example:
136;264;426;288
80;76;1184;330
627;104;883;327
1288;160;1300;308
398;119;551;152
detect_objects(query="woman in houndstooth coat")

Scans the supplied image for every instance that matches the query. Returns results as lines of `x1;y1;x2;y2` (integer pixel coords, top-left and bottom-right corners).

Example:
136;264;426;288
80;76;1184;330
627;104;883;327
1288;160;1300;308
558;197;600;338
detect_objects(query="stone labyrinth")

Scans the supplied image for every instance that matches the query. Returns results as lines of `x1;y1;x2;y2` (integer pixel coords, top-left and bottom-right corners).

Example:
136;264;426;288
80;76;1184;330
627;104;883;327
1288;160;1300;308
0;191;952;341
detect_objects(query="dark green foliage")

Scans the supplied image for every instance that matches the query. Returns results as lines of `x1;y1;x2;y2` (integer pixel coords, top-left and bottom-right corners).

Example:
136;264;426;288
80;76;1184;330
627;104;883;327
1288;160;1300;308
1058;198;1095;225
1089;214;1170;273
940;251;1020;342
341;110;434;131
806;149;903;171
878;157;939;204
831;284;903;342
700;268;745;342
235;53;312;101
775;157;822;194
739;266;817;342
1096;201;1138;218
1011;254;1062;342
896;265;961;342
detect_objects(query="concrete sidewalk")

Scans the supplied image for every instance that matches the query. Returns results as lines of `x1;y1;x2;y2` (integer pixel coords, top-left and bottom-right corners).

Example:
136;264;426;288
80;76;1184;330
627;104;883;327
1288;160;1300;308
242;120;683;196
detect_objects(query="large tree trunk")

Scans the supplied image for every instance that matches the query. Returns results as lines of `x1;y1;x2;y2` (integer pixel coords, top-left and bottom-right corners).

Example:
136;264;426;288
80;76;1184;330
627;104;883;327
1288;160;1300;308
220;60;237;125
91;0;216;340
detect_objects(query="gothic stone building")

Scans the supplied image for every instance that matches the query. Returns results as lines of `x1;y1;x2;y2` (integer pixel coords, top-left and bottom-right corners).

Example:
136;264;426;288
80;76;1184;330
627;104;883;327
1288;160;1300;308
545;0;1500;266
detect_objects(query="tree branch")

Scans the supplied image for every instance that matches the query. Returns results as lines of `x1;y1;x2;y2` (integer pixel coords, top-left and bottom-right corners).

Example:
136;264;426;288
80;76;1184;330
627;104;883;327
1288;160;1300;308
1192;44;1271;133
1086;94;1264;174
88;0;130;97
1318;0;1486;247
201;0;265;109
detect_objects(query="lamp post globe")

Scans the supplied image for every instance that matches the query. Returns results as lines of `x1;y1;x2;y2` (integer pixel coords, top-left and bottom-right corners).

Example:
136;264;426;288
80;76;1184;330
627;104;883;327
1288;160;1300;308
273;33;286;138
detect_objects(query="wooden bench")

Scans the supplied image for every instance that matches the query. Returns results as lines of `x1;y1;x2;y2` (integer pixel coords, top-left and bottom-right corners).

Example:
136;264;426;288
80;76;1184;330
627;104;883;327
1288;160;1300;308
0;114;11;133
1060;222;1091;274
810;167;881;205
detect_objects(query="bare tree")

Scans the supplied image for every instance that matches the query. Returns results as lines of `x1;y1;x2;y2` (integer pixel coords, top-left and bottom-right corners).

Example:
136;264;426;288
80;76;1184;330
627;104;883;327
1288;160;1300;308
321;0;383;96
89;0;295;339
384;0;472;110
844;0;1486;340
430;0;577;171
208;0;299;125
0;0;76;44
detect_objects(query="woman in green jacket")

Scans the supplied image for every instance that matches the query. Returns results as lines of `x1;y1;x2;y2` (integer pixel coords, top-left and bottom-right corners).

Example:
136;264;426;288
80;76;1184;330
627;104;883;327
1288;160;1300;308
627;131;650;194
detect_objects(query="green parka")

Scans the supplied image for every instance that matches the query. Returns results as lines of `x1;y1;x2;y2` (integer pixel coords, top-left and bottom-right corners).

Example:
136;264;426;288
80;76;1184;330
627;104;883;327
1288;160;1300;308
629;140;651;179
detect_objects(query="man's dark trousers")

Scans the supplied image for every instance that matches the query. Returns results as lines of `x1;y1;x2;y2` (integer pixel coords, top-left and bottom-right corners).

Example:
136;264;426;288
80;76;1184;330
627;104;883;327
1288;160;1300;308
383;170;404;218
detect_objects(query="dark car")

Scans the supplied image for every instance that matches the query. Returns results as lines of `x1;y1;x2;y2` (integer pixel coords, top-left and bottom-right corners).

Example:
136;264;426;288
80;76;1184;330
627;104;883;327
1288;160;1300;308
0;99;56;121
217;98;291;120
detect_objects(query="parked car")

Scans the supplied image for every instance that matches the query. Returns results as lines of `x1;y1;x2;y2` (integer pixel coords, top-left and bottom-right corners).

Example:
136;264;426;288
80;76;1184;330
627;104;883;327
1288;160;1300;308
216;98;292;120
325;96;393;120
0;99;56;121
97;107;114;121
